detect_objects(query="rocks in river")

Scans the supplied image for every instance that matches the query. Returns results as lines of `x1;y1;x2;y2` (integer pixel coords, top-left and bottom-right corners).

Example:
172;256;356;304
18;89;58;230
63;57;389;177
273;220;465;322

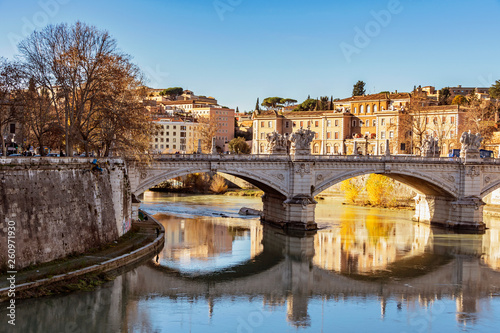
238;207;262;216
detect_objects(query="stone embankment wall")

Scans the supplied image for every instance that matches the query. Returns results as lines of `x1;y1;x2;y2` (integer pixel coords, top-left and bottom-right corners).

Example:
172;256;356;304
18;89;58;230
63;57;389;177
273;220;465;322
0;158;131;270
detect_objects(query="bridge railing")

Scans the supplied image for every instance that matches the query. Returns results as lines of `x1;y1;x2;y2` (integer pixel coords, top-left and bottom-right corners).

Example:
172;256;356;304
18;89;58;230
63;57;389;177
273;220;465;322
150;153;467;164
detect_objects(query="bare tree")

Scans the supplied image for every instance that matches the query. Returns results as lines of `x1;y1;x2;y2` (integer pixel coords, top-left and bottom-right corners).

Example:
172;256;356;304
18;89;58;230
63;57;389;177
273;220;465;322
0;59;20;156
197;115;219;153
17;22;152;158
15;77;59;155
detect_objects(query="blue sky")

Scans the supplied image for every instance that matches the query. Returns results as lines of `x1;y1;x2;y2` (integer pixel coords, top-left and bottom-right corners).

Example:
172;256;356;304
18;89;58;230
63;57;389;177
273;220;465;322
1;0;499;111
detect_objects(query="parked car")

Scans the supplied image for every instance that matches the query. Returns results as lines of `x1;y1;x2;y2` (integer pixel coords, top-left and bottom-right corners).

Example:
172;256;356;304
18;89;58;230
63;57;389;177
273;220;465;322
8;154;22;157
448;149;494;158
480;149;494;158
46;153;60;157
448;149;461;158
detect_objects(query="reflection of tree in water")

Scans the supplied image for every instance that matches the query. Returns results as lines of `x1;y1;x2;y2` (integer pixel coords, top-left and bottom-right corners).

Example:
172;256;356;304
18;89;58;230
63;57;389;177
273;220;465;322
365;209;394;245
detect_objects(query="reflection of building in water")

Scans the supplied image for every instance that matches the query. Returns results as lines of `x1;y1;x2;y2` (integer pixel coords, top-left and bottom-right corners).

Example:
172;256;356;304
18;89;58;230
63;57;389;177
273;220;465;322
157;215;233;261
313;208;431;273
155;214;265;263
251;224;264;257
481;218;500;270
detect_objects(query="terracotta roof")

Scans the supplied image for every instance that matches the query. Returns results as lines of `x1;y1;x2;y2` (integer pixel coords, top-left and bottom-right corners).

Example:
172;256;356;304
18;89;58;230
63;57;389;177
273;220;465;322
418;105;461;111
335;92;411;103
335;93;389;103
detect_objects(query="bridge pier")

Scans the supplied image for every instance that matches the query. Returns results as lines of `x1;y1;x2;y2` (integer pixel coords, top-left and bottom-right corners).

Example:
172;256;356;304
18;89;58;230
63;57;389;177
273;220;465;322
413;194;485;232
262;193;318;230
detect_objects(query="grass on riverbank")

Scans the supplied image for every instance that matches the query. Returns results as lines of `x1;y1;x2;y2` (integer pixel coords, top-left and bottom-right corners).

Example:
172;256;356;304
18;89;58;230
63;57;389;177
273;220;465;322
224;189;264;197
0;224;154;290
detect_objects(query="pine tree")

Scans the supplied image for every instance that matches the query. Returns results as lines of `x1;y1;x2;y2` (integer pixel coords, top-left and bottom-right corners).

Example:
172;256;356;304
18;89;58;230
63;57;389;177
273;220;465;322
352;80;366;96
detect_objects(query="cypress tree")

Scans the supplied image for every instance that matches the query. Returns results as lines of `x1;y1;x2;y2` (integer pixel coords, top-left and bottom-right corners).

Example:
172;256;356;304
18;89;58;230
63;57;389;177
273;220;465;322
255;98;260;111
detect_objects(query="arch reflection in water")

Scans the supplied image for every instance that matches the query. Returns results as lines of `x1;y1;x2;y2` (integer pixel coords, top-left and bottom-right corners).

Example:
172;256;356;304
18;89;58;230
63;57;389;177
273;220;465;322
4;197;500;332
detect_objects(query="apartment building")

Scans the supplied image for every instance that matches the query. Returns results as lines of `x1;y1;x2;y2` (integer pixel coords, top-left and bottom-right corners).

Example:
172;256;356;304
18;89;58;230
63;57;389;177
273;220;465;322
252;92;466;156
150;117;202;154
193;107;235;151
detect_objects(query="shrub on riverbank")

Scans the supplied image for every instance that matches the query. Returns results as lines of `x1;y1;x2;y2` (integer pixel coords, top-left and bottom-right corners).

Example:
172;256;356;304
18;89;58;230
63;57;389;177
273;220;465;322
209;175;228;194
340;179;362;203
340;174;415;209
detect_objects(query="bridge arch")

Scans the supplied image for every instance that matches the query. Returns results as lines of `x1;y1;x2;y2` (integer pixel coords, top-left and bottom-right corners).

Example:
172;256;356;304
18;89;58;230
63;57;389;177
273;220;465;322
133;166;289;197
480;179;500;199
313;168;458;198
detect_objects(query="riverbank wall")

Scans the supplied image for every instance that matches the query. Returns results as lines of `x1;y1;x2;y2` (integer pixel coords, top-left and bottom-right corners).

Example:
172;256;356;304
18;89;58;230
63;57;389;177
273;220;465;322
0;157;132;270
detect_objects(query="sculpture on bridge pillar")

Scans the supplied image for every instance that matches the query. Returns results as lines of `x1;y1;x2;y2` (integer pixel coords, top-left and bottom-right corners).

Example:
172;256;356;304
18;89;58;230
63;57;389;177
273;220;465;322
290;128;315;155
460;130;483;159
265;131;288;155
421;135;440;157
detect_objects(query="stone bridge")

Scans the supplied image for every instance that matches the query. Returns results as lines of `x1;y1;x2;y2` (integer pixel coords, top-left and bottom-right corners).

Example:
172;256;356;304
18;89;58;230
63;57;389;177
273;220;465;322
127;154;500;232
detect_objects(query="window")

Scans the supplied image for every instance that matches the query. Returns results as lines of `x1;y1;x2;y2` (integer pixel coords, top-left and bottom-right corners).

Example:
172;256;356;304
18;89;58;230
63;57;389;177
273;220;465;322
381;118;385;126
181;126;186;130
315;133;319;139
307;121;311;127
160;132;164;136
261;133;265;139
173;138;176;143
326;145;331;154
381;131;386;139
451;116;455;123
354;107;357;113
334;132;339;139
173;132;176;136
442;117;446;124
166;138;169;142
367;105;371;113
155;138;158;142
335;120;339;127
268;121;272;128
173;126;177;129
160;138;164;142
285;121;290;128
313;144;319;154
166;132;170;136
352;120;356;127
166;125;170;129
173;145;176;149
327;132;331;139
300;121;304;127
360;105;364;113
327;120;332;127
374;105;378;112
261;121;264;127
160;144;164;149
293;121;297;127
315;121;319;127
180;132;186;137
389;131;394;138
373;120;377;126
155;144;158;149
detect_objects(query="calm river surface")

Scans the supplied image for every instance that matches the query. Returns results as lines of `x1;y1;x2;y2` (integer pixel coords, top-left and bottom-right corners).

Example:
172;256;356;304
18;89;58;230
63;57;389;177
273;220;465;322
4;192;500;333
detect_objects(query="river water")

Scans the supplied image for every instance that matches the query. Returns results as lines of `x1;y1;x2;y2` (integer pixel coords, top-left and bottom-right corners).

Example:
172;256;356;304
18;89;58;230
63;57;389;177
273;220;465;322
3;192;500;333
